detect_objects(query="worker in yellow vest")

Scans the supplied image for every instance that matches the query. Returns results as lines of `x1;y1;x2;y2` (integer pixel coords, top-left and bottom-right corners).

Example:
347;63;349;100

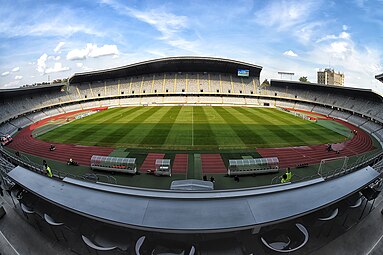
286;168;292;182
281;174;288;183
46;166;53;178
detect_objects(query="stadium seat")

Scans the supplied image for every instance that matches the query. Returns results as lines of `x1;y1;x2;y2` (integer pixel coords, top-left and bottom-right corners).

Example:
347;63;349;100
260;223;309;253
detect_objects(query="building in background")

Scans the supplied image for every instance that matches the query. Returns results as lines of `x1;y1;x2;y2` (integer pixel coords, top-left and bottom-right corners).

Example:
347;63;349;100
317;68;344;86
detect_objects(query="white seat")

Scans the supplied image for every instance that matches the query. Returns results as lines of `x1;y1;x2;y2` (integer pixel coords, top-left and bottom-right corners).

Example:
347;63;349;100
135;236;146;255
350;197;362;208
44;213;64;226
318;208;338;221
261;223;309;253
20;203;34;214
81;235;117;251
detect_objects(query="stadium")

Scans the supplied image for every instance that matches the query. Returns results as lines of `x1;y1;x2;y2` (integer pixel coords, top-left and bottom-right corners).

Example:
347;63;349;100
1;57;383;254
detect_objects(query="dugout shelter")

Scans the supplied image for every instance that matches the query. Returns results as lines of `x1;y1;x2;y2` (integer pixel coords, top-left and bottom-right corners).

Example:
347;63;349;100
90;155;137;174
228;157;279;176
155;159;171;176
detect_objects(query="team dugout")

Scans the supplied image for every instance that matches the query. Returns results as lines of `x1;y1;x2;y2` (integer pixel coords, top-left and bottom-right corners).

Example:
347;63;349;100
90;155;137;174
228;157;279;176
155;159;171;176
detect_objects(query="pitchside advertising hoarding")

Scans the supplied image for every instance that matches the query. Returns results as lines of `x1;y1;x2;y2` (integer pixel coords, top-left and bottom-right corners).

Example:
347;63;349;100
238;69;249;77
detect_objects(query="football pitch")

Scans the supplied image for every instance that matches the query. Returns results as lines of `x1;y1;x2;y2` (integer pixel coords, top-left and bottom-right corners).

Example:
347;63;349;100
38;106;347;150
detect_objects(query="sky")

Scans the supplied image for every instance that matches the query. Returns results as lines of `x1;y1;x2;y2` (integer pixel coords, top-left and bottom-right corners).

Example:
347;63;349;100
0;0;382;92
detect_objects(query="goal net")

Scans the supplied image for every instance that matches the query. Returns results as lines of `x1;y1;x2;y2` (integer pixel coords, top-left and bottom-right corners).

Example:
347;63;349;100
318;156;348;177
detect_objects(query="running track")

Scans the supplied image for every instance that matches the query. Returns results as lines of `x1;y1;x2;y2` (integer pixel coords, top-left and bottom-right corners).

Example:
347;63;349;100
6;111;375;169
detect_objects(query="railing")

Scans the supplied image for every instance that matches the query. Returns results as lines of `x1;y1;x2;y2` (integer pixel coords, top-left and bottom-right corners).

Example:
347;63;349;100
2;143;383;191
0;147;118;185
271;150;383;185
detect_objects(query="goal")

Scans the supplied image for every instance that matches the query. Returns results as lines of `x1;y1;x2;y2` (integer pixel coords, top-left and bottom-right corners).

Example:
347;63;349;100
318;156;349;177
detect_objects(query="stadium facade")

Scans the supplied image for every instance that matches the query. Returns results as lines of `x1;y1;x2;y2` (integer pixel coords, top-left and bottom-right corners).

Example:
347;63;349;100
0;57;383;254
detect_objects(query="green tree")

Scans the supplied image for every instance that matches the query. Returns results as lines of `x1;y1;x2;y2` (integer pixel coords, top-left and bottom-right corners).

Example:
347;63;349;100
299;76;309;83
261;79;270;86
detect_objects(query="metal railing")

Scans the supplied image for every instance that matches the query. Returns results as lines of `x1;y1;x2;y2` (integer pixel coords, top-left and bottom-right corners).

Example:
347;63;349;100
271;150;383;185
0;147;118;185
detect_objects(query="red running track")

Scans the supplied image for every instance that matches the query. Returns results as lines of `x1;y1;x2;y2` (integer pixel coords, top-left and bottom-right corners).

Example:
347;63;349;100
140;153;165;172
201;154;227;174
7;111;375;170
7;110;113;166
172;154;188;174
257;119;374;169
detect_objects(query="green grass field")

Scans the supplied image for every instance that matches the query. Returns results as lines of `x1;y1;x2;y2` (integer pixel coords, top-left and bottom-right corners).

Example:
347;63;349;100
38;106;347;150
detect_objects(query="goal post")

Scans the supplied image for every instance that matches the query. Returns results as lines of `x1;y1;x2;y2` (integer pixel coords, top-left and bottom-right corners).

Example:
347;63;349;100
318;156;348;177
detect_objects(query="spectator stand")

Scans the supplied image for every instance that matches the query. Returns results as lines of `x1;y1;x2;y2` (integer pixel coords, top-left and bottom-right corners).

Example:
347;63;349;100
227;157;279;176
90;155;137;174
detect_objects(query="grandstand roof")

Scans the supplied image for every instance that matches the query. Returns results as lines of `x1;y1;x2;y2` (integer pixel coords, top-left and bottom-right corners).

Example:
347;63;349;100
271;79;383;100
0;83;64;98
69;56;263;84
376;73;383;83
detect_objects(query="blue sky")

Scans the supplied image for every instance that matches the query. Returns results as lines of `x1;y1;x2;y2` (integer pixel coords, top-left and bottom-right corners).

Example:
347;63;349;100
0;0;382;92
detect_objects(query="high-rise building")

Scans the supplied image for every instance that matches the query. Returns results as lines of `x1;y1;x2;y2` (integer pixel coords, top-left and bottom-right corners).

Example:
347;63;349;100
317;68;344;86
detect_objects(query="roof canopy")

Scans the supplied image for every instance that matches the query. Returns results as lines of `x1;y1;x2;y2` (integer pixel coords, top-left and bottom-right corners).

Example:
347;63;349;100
229;157;279;167
155;159;171;165
271;79;383;101
0;83;64;98
376;73;383;83
69;56;263;84
91;155;136;164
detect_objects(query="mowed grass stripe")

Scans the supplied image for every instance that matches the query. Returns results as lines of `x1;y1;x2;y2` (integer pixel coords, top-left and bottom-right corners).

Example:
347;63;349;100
206;106;248;148
245;108;344;145
163;107;192;147
97;107;164;147
262;109;336;142
193;107;218;147
256;108;308;125
62;107;140;144
233;107;307;146
139;106;183;146
213;107;267;147
257;108;343;143
37;106;348;149
38;108;116;140
41;108;135;143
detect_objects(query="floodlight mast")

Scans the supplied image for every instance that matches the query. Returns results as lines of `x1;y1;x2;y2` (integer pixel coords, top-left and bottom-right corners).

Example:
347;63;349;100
278;72;295;80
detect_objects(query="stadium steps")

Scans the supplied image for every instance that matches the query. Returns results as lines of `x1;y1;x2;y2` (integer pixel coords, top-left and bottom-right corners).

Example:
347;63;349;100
139;153;165;172
172;154;188;174
201;154;227;174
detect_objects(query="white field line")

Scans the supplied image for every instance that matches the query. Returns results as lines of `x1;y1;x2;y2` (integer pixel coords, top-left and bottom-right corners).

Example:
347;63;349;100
192;106;194;147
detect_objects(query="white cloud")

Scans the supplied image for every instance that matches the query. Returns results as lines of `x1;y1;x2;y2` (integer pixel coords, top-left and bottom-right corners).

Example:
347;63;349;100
37;53;48;74
254;1;318;30
2;80;20;88
36;53;69;74
283;50;298;57
355;0;367;8
45;62;70;74
0;11;103;38
48;56;61;61
12;67;20;72
306;38;382;90
328;41;351;55
1;71;10;76
342;25;348;30
14;75;23;80
316;31;351;43
76;62;83;68
54;42;65;53
101;1;198;52
66;43;119;60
